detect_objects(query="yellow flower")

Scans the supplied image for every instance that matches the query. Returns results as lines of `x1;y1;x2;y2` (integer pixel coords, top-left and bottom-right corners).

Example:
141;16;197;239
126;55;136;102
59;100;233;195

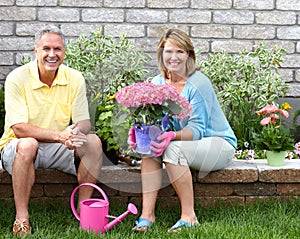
282;102;292;111
106;93;116;101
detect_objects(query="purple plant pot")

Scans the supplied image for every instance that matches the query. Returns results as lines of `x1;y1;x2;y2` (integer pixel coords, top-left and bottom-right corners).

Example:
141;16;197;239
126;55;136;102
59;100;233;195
134;125;162;155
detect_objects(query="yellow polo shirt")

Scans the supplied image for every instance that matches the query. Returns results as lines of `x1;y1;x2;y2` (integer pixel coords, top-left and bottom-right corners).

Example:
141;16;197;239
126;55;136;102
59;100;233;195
0;60;90;151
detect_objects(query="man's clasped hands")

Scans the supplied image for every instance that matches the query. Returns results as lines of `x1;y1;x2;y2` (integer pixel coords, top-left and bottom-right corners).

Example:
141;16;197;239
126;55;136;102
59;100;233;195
60;123;87;150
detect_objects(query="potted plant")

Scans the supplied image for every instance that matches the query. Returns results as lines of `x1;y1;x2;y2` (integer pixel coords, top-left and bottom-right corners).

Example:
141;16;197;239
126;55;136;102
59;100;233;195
252;103;295;166
198;42;289;151
116;82;192;155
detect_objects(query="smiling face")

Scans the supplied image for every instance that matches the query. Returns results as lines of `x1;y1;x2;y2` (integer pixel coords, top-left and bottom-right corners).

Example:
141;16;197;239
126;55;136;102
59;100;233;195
157;29;196;80
162;40;189;77
34;32;65;78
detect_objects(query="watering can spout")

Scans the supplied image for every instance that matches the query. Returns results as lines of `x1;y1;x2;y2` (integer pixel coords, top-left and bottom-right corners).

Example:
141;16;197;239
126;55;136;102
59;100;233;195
104;203;138;232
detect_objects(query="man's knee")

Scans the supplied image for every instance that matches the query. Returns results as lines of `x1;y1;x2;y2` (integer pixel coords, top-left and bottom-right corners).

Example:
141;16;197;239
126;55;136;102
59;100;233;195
17;138;39;159
87;134;103;155
89;134;102;149
75;134;102;159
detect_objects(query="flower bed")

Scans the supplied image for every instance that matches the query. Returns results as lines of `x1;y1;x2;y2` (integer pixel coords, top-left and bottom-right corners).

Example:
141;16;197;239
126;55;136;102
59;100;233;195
234;142;300;161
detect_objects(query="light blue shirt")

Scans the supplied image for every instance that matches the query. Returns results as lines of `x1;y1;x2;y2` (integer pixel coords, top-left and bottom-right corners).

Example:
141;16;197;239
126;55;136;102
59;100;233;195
152;71;237;148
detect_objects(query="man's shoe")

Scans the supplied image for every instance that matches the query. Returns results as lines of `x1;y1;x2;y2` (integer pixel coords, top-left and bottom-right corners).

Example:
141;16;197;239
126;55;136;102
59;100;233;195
13;219;31;236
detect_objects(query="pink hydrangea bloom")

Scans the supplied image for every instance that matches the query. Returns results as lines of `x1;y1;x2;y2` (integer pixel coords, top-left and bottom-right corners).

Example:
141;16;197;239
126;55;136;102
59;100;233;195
116;82;192;120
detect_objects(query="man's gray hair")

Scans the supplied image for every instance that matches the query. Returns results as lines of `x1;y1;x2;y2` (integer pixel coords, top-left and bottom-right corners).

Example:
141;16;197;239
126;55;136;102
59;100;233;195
34;26;66;48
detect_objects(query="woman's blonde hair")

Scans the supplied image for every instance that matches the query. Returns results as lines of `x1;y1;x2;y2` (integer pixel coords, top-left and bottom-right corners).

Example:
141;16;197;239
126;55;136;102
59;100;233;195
157;28;196;79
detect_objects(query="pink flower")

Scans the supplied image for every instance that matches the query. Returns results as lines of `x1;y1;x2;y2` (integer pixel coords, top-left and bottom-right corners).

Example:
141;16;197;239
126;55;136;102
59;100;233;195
255;103;295;152
295;142;300;155
256;103;291;126
256;104;278;115
116;82;192;121
278;109;289;118
260;117;271;125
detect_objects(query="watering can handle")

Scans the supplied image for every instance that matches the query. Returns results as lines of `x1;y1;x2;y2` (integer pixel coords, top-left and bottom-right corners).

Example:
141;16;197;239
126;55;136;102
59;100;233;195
70;182;109;221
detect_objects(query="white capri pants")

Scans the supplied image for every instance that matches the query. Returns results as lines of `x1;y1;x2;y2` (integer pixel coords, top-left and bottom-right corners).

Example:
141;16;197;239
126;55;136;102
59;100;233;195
157;137;235;172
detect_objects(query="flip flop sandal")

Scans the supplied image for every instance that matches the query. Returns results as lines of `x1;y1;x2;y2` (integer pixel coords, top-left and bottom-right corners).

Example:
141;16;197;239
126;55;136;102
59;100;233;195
132;218;152;232
13;219;32;236
168;219;198;232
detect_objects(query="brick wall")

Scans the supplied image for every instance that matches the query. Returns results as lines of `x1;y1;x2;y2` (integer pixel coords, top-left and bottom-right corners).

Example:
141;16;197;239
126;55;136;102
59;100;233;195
1;160;300;207
0;0;300;98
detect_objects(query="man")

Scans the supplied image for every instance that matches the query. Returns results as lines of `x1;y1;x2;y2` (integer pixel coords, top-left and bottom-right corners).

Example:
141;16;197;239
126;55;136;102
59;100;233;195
0;26;103;236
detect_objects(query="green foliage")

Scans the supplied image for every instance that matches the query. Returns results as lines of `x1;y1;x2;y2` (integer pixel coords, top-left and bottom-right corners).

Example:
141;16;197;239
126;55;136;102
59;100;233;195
64;28;151;151
20;54;32;65
64;28;151;101
95;96;132;151
252;125;294;152
0;87;5;136
199;42;289;149
133;104;168;124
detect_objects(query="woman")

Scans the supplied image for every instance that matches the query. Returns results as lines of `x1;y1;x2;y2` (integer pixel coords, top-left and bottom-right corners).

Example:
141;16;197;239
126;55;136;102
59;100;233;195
131;28;237;232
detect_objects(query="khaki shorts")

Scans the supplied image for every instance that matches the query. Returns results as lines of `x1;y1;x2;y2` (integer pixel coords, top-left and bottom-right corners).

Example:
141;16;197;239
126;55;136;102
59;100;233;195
1;138;77;176
154;136;235;172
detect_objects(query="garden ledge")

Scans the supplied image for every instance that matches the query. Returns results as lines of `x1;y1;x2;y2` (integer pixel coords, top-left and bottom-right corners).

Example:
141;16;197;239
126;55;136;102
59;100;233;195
0;159;300;207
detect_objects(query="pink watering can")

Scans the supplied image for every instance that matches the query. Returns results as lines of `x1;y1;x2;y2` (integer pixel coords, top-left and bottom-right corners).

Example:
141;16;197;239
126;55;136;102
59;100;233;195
70;183;138;234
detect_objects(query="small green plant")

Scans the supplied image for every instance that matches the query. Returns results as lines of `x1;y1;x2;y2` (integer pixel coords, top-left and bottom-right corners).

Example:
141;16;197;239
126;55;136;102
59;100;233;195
199;42;289;149
64;28;151;152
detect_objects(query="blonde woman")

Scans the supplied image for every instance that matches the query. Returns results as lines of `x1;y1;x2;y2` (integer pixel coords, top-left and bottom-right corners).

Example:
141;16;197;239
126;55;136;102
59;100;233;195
130;29;237;232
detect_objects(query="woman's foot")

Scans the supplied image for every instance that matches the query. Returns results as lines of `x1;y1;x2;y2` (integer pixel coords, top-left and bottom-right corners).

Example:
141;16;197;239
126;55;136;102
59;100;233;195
168;218;200;232
132;218;153;232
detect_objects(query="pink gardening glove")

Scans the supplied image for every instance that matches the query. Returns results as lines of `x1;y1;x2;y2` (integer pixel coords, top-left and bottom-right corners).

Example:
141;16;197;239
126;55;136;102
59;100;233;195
150;131;176;157
127;127;137;152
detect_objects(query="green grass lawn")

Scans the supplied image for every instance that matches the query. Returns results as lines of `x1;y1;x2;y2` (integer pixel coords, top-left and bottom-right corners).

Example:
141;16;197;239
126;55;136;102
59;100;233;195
1;199;299;239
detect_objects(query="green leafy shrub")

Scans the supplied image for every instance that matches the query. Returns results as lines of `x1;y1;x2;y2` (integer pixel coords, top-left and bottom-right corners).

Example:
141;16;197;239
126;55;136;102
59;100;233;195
64;28;151;152
198;42;289;149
